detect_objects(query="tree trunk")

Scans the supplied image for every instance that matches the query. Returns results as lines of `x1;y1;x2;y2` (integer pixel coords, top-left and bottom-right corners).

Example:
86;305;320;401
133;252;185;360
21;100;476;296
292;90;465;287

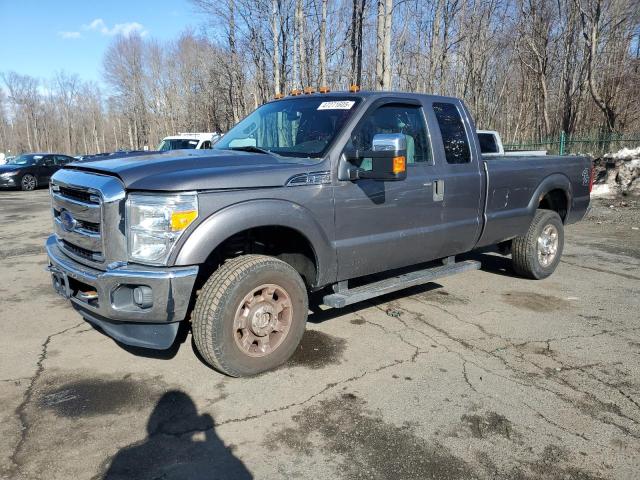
375;0;393;90
272;0;281;95
296;0;307;88
319;0;327;87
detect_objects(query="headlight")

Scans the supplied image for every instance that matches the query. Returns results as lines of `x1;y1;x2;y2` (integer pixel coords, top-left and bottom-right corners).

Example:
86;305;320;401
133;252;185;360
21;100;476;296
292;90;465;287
0;171;18;178
126;193;198;265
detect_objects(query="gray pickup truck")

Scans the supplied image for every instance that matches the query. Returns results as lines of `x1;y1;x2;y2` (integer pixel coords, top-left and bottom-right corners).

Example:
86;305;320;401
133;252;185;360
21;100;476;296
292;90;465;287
46;91;592;377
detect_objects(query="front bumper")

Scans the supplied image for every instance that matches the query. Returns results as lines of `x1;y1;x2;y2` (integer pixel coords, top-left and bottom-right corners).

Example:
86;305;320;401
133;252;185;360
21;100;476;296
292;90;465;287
0;176;17;188
46;235;198;349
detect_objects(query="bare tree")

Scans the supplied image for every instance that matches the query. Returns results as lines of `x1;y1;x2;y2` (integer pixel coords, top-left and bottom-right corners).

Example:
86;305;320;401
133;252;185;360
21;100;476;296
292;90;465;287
375;0;392;89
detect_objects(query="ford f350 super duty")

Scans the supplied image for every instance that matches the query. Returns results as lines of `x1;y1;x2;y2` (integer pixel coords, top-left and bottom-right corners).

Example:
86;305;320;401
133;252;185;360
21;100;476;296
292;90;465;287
46;91;592;377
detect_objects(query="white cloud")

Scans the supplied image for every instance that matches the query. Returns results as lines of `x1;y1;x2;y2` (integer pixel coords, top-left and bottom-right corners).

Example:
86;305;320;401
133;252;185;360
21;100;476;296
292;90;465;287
58;31;82;39
83;18;148;37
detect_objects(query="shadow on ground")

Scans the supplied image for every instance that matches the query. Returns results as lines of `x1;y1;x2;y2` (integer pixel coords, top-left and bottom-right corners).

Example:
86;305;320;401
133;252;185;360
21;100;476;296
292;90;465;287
100;390;252;479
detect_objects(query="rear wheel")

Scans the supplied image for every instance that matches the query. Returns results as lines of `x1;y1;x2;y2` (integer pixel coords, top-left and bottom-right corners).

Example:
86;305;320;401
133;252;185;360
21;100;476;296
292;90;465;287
20;174;37;191
512;209;564;279
192;254;308;377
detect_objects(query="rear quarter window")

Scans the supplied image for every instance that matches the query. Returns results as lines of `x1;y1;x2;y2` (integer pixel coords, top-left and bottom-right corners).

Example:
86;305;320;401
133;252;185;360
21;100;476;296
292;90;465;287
433;102;471;164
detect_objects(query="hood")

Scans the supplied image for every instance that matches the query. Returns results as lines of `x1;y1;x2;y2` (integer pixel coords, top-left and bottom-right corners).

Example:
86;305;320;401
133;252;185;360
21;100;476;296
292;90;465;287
64;149;321;191
0;164;22;173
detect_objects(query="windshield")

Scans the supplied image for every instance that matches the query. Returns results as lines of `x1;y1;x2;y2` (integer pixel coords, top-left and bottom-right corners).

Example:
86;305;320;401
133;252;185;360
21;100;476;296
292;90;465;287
7;154;40;165
158;139;200;151
214;96;361;159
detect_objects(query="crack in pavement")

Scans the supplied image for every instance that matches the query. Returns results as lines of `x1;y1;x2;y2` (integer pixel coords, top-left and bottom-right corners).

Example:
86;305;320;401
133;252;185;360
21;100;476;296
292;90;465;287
365;297;639;445
5;321;85;477
560;259;640;281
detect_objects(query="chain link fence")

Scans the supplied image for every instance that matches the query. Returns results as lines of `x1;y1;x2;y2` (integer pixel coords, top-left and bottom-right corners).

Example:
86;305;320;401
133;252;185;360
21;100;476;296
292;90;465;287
503;132;640;156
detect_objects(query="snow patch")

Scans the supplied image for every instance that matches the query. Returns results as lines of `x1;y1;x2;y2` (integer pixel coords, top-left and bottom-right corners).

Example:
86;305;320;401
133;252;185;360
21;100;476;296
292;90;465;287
594;146;640;196
605;146;640;160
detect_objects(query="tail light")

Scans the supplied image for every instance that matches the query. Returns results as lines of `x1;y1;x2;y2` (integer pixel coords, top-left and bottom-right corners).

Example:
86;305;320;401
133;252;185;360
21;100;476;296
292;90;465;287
589;164;595;193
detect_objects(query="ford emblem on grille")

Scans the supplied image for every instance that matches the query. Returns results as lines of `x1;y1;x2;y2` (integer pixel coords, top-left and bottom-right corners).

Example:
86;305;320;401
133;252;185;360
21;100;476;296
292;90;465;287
59;210;77;232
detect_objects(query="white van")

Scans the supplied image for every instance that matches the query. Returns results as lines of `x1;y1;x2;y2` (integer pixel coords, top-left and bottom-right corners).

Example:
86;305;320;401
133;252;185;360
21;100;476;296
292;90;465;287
157;132;222;151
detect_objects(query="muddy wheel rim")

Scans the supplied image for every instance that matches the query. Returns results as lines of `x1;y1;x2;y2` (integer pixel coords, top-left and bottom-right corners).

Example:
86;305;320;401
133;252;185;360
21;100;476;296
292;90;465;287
537;224;559;267
233;283;293;357
22;175;36;190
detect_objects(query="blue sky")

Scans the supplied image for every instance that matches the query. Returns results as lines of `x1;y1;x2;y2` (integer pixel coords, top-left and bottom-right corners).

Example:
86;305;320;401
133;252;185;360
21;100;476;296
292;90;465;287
0;0;202;85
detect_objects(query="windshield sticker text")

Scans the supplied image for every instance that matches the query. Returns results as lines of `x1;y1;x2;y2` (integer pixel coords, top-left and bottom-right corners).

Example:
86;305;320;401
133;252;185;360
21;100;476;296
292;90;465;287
317;101;355;111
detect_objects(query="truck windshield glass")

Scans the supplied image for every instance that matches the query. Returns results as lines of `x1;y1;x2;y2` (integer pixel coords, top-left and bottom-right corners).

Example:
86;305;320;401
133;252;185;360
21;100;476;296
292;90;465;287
7;154;38;165
158;139;199;151
215;97;361;159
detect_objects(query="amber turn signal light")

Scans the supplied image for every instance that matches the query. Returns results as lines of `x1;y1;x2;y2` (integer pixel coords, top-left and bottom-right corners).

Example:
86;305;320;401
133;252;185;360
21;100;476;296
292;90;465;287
392;156;406;175
349;84;360;92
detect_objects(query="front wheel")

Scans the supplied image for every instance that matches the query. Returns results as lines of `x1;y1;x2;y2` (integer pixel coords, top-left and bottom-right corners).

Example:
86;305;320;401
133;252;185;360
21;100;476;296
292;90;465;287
192;254;308;377
511;209;564;279
20;174;37;191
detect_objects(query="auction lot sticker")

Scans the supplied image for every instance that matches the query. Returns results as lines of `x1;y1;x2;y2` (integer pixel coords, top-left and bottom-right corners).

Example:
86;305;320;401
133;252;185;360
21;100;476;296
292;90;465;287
317;101;356;110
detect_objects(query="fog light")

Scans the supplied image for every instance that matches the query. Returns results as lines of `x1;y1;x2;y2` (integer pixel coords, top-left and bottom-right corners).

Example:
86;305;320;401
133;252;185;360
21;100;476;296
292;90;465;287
133;286;153;309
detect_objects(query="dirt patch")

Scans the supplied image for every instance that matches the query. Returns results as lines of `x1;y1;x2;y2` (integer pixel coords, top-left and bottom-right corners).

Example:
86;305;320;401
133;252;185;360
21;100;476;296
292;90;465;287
416;289;470;306
516;444;606;480
266;393;473;480
350;318;366;325
286;329;346;369
0;245;45;260
461;412;515;439
501;291;569;312
39;374;163;418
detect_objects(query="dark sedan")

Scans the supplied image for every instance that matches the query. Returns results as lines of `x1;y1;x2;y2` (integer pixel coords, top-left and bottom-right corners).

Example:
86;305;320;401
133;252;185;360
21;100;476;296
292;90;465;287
0;153;76;191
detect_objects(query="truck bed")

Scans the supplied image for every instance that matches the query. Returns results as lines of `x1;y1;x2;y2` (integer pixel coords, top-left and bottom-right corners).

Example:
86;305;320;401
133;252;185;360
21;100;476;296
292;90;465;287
476;154;591;248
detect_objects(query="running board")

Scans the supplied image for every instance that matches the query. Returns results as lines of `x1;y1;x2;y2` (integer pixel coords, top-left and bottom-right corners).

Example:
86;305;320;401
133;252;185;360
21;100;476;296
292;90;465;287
322;260;481;308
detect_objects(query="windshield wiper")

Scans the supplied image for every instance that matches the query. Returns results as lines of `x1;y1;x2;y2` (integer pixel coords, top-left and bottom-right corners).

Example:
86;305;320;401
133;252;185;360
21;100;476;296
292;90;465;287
226;146;274;155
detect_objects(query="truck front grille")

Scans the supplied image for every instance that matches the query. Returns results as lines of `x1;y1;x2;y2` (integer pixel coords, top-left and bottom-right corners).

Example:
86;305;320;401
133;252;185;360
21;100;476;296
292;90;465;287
51;184;105;266
50;169;127;269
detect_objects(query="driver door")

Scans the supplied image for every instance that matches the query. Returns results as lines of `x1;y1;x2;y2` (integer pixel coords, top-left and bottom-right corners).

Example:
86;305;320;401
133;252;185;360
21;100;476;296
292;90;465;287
333;99;444;280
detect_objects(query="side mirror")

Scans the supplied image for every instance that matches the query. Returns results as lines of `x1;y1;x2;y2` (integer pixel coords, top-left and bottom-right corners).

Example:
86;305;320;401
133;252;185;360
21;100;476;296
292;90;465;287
340;133;407;181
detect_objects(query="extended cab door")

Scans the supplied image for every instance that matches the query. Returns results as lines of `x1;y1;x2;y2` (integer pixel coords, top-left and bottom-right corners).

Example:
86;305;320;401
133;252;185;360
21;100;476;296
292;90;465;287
333;98;446;280
426;100;483;255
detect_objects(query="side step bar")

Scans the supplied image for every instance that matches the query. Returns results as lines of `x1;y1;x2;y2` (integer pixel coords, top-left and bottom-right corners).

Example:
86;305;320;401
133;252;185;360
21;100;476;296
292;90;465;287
322;259;481;308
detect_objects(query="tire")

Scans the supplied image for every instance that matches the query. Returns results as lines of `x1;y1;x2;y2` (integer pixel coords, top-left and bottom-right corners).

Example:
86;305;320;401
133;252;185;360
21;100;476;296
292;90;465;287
20;174;37;191
511;209;564;279
192;254;308;377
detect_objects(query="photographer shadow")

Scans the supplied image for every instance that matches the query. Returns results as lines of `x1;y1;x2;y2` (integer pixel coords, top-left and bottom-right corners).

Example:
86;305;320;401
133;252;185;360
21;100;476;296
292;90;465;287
102;390;252;480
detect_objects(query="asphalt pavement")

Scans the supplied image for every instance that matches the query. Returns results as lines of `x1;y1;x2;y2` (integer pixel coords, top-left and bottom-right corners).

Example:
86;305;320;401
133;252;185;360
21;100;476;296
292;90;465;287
1;189;638;480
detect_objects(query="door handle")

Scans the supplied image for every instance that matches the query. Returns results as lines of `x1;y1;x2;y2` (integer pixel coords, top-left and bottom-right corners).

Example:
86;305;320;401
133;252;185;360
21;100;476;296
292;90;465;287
433;179;445;201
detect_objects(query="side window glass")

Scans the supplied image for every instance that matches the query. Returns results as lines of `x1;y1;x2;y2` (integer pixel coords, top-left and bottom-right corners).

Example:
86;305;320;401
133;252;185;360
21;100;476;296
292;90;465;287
478;133;498;154
349;104;431;168
54;155;69;165
201;141;212;149
433;102;471;164
43;156;55;166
